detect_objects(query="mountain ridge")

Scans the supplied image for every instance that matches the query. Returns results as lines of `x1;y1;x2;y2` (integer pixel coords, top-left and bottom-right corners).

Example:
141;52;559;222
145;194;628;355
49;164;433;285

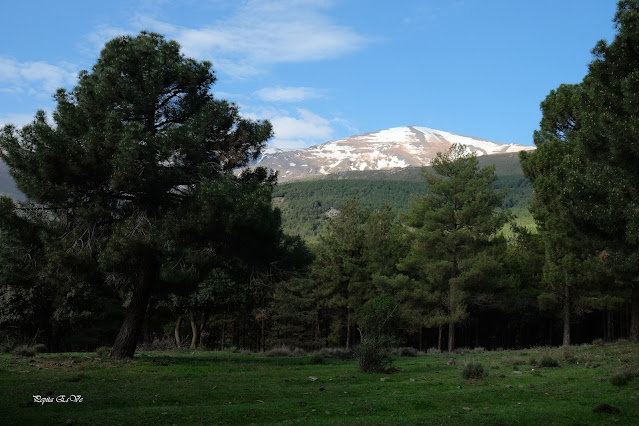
256;126;535;181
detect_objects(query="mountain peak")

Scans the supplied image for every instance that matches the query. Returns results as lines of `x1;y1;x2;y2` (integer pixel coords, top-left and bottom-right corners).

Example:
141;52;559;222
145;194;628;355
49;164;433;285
257;126;534;181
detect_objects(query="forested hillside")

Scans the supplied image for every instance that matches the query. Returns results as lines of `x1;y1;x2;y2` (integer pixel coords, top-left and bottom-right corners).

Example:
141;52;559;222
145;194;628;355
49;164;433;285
273;153;534;240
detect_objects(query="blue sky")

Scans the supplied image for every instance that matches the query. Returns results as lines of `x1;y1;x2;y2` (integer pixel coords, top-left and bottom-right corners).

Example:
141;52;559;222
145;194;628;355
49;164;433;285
0;0;619;149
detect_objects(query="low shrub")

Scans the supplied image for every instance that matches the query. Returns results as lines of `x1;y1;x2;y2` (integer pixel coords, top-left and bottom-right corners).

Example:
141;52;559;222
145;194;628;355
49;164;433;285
394;347;419;357
32;344;47;354
427;347;441;354
12;345;36;357
611;365;638;386
320;347;354;360
562;349;577;364
462;361;486;380
137;335;176;351
309;353;325;364
355;337;394;373
265;345;293;357
503;358;526;366
95;346;111;357
539;356;560;367
610;373;630;386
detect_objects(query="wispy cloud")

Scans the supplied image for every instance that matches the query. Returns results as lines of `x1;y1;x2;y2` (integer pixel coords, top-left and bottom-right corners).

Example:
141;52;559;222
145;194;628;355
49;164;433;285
242;107;334;150
0;57;77;97
83;24;131;55
100;0;371;77
255;86;322;103
0;112;39;128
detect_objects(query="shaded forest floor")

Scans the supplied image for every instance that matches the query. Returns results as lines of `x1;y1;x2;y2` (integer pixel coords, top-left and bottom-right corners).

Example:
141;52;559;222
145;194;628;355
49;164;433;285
1;341;638;425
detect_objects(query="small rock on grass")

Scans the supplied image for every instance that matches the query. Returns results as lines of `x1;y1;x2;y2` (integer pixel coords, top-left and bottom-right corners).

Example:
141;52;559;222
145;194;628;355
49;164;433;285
462;407;472;411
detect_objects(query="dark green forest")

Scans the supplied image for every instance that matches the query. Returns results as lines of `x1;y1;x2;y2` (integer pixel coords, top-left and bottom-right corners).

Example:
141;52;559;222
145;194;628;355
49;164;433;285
2;2;639;364
272;154;533;240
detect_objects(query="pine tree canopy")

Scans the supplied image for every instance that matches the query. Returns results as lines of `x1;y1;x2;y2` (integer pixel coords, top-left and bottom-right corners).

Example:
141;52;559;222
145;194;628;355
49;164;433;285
0;32;276;358
520;0;639;342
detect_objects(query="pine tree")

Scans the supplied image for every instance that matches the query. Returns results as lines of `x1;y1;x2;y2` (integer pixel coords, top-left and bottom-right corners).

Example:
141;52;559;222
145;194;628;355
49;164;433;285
0;32;273;358
521;1;639;341
401;144;508;352
313;198;369;348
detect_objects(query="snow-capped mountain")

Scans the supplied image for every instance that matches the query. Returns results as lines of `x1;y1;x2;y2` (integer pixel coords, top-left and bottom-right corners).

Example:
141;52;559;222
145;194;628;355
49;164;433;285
256;126;535;181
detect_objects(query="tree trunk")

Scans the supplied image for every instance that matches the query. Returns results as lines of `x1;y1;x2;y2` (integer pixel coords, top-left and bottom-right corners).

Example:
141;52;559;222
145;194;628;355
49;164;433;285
448;321;455;353
346;312;351;350
437;325;443;351
448;272;457;353
314;312;321;350
220;313;226;350
199;313;209;347
189;312;200;350
174;316;183;348
562;285;571;347
607;309;614;341
110;252;157;359
631;285;639;341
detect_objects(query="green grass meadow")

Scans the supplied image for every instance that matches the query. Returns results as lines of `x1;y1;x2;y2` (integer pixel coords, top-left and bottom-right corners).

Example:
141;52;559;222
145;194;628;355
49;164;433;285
1;342;638;425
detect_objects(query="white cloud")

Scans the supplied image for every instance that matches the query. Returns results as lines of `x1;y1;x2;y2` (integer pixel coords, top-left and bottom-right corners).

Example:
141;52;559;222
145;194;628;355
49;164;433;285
256;86;322;102
271;109;332;140
0;113;38;128
331;117;359;135
242;107;334;150
83;24;131;55
116;0;369;76
0;57;77;99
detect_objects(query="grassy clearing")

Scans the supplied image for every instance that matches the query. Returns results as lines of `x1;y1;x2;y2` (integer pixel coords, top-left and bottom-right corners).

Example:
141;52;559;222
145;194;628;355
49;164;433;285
1;342;638;425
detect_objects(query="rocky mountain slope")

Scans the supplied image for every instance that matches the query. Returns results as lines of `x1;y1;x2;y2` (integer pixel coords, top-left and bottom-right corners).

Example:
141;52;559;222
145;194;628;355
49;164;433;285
257;126;535;181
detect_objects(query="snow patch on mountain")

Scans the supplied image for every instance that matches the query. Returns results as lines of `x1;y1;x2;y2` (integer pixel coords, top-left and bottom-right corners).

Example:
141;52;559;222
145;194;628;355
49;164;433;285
255;126;535;181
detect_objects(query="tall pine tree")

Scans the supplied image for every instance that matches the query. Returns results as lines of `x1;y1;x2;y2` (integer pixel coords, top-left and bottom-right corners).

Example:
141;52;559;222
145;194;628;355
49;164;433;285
0;32;273;358
401;144;508;352
521;1;639;341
